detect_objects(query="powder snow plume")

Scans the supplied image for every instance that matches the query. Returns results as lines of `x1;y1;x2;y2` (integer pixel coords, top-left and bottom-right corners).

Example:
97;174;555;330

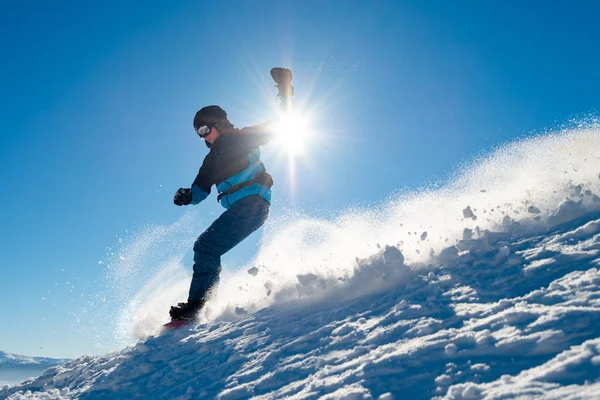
4;122;600;399
99;122;600;345
211;123;600;320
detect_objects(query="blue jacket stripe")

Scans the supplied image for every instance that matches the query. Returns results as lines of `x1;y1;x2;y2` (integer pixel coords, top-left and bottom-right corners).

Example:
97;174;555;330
191;185;209;205
216;150;271;208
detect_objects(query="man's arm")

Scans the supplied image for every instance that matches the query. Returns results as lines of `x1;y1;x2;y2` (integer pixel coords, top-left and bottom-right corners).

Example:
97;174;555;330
190;156;213;205
239;121;278;148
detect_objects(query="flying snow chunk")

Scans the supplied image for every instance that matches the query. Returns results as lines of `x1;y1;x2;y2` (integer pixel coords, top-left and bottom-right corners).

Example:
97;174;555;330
383;245;404;265
463;206;477;220
247;267;259;276
297;273;319;286
528;206;541;214
463;228;473;240
420;231;428;241
235;307;248;316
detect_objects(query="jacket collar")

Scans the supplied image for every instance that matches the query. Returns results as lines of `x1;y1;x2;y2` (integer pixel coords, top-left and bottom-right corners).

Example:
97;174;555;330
205;128;241;149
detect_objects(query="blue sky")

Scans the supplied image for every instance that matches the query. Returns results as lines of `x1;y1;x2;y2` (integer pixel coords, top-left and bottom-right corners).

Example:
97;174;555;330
1;0;599;358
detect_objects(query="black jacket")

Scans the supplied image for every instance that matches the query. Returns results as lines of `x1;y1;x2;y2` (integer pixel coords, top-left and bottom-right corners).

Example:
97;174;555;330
190;122;276;207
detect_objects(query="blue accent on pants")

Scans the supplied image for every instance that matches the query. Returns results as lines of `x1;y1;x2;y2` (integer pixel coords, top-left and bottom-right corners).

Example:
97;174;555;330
187;195;270;303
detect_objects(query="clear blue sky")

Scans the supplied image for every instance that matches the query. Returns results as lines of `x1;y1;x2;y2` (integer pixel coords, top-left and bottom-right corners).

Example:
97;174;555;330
1;0;599;358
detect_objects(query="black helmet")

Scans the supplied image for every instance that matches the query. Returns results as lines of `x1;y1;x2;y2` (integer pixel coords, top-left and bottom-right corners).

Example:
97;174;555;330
193;105;232;130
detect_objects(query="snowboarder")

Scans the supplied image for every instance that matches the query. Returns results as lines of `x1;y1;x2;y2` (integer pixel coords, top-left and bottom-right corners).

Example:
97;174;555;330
169;68;293;324
168;105;278;322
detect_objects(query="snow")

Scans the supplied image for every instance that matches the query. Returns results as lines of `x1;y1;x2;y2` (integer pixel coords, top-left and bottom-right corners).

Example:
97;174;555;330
3;125;600;399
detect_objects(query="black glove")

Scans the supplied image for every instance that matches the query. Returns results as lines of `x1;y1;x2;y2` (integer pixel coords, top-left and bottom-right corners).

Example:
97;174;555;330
173;188;192;206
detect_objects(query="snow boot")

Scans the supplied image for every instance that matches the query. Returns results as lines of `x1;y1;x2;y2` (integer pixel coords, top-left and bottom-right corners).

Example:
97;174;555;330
270;67;294;98
169;300;204;322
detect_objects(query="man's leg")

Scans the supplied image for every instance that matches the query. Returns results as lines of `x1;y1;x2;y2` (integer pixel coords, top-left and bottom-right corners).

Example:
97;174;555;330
187;196;269;304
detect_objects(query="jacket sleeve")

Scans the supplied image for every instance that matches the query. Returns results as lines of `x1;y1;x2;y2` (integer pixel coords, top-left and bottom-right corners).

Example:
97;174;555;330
190;155;213;205
239;121;278;148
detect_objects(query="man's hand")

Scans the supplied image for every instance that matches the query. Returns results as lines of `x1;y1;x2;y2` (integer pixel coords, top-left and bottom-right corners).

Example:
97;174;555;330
174;188;192;206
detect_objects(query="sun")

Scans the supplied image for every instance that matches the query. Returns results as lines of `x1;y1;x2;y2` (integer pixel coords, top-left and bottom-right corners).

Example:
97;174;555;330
273;112;311;156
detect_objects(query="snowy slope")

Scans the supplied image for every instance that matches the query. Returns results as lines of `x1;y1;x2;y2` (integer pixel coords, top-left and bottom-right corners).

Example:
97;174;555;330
3;125;600;399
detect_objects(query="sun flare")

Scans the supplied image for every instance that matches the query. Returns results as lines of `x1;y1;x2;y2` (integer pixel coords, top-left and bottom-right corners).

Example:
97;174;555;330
274;112;311;156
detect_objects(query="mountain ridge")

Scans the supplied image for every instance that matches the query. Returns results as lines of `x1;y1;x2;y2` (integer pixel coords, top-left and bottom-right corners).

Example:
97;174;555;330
0;351;69;368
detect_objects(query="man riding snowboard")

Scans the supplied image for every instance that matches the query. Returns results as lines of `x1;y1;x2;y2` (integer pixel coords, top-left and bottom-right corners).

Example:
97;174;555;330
169;68;292;323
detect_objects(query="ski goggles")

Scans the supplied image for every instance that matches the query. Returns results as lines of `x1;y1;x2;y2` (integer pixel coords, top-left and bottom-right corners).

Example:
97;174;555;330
195;124;213;139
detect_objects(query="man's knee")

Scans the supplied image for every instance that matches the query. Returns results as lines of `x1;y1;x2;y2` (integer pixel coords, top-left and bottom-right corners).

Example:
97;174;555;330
192;265;222;283
192;251;221;273
193;235;218;255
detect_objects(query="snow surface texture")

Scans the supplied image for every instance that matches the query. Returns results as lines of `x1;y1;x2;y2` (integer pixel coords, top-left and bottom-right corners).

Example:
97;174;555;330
3;124;600;399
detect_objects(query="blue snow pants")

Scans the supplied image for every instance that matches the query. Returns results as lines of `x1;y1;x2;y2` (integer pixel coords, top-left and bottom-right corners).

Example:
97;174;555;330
187;195;270;304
